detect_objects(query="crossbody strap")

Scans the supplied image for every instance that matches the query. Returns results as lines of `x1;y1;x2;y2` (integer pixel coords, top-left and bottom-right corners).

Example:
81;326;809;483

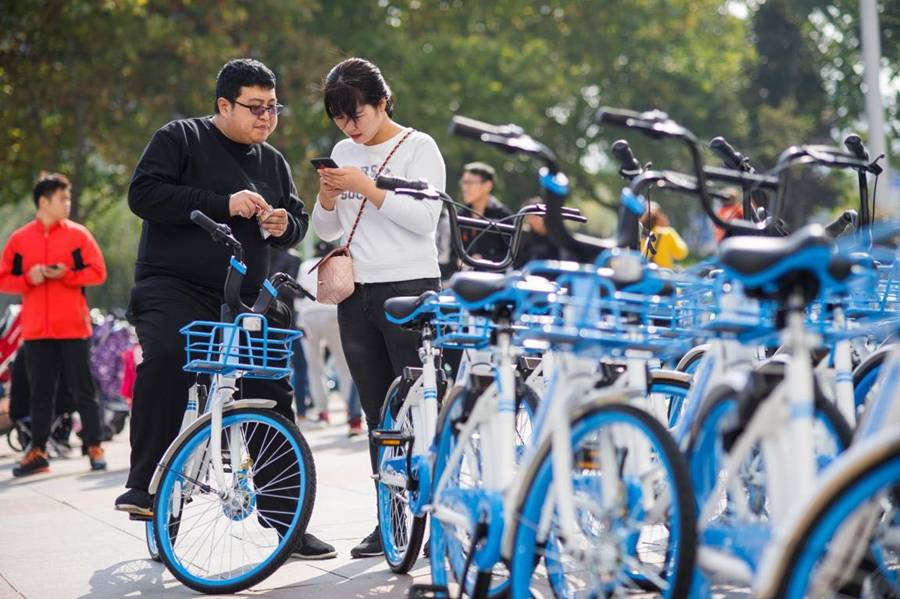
344;128;415;246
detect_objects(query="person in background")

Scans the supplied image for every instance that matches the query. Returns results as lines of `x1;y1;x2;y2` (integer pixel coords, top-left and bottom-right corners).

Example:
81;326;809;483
269;248;311;422
714;188;744;242
296;241;363;434
640;201;689;269
513;196;561;269
454;162;513;269
0;173;108;476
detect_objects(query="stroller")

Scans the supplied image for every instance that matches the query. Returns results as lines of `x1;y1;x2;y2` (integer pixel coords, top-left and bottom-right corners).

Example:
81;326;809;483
0;305;23;437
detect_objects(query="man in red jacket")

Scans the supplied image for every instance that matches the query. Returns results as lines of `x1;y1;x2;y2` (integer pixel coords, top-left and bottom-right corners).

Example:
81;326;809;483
0;173;108;476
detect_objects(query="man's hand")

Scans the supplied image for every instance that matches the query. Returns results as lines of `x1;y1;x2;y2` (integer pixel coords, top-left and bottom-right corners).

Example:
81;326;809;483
260;208;289;238
229;190;271;219
43;263;67;280
27;264;45;286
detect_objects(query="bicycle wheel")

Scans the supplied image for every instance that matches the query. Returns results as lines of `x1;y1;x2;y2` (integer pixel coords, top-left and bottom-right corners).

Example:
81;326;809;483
153;407;315;594
146;521;161;562
761;434;900;599
510;403;696;599
377;378;427;573
686;382;852;519
648;370;692;430
430;382;538;598
853;346;889;416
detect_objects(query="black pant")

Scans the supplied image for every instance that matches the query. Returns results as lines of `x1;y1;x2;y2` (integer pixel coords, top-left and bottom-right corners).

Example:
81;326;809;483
23;338;101;449
10;346;76;422
337;278;440;472
126;275;295;492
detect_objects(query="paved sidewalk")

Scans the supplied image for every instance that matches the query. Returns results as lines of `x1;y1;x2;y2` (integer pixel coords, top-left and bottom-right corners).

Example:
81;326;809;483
0;417;429;599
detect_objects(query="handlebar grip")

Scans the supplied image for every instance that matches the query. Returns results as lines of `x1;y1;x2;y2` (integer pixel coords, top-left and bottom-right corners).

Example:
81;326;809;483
824;209;858;239
611;140;642;174
375;175;429;191
449;115;507;140
709;136;745;171
596;107;644;127
843;134;869;161
190;210;221;234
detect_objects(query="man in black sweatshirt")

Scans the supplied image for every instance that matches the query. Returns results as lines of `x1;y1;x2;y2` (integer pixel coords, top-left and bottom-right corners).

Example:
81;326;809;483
115;58;335;559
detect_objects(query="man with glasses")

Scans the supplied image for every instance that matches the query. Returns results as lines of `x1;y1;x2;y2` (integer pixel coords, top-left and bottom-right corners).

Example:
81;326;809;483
454;161;513;270
115;58;336;559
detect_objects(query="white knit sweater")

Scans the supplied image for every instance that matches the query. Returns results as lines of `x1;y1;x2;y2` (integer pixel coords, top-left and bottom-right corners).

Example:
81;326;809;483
311;129;446;283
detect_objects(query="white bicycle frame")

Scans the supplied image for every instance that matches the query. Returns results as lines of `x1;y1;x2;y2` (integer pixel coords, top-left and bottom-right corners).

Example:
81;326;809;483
148;315;277;502
754;344;900;597
377;326;442;492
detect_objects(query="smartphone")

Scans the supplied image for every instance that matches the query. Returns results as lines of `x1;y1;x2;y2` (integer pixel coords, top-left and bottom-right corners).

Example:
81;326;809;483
310;157;339;170
45;264;64;272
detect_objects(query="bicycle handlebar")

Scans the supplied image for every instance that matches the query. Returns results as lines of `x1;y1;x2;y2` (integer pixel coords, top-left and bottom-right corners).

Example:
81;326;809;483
709;136;752;172
190;210;314;320
824;209;859;239
375;175;430;191
376;174;585;271
611;140;643;179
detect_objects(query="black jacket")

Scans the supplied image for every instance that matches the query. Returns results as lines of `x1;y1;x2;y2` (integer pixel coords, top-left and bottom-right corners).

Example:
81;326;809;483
128;117;308;294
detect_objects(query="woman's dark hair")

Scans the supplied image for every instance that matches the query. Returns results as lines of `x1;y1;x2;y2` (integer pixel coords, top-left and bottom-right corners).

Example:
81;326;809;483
323;58;394;122
32;172;70;207
215;58;276;113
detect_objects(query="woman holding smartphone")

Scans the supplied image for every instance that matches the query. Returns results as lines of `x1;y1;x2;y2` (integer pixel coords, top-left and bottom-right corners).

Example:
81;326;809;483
311;57;446;558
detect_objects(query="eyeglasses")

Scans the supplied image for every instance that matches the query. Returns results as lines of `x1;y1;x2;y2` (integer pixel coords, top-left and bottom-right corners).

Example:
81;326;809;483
234;100;284;118
459;179;486;187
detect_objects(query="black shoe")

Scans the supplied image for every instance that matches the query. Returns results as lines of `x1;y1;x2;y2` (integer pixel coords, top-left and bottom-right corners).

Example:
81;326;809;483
350;526;383;558
290;532;337;560
115;488;153;517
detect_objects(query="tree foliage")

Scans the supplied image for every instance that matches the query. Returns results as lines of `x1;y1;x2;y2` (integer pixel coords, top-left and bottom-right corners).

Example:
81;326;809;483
0;0;893;308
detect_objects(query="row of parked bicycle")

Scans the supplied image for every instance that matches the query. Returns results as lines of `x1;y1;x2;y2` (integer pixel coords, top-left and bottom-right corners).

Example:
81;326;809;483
145;107;898;598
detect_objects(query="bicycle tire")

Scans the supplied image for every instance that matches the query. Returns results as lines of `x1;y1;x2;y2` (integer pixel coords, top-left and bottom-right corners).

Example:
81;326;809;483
510;402;697;599
153;407;315;594
430;381;539;598
377;377;427;573
759;432;900;599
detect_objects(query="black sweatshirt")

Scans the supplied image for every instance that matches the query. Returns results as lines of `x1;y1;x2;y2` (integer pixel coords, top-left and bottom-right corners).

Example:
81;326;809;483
128;117;309;294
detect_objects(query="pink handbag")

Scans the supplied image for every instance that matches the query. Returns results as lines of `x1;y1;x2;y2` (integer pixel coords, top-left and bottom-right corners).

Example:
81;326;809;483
310;129;414;304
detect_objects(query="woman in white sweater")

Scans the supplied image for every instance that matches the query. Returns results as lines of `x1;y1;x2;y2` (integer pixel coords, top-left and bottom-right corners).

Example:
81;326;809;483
312;57;445;559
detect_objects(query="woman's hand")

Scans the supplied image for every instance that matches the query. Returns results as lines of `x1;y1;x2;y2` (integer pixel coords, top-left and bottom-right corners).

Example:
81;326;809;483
319;167;375;198
317;169;343;210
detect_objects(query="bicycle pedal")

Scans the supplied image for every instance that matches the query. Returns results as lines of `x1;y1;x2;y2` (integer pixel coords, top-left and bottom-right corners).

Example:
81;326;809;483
370;429;414;448
408;584;450;599
129;512;153;522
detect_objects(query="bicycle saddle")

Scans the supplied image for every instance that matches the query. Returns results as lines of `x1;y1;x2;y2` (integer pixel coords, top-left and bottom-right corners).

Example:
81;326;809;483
718;224;832;277
384;290;442;323
449;271;511;305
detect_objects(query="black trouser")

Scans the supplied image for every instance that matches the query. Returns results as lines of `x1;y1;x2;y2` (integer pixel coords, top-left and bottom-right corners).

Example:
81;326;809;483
10;346;76;422
337;278;440;472
126;276;295;492
23;338;101;450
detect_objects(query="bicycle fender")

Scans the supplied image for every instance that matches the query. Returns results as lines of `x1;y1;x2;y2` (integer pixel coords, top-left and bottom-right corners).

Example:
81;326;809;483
148;399;277;494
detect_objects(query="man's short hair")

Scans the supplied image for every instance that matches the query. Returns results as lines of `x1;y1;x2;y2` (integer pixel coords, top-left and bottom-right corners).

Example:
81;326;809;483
32;172;70;208
463;162;496;183
215;58;277;113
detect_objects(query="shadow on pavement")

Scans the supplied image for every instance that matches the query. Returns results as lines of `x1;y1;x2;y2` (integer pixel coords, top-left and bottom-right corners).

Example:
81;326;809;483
80;559;167;599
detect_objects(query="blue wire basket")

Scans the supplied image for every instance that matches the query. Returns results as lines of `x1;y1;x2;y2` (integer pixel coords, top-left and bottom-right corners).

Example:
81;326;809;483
181;314;302;379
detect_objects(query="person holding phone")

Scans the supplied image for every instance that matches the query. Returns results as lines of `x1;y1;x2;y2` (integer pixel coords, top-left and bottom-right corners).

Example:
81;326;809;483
0;173;108;477
311;57;446;558
115;58;336;560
